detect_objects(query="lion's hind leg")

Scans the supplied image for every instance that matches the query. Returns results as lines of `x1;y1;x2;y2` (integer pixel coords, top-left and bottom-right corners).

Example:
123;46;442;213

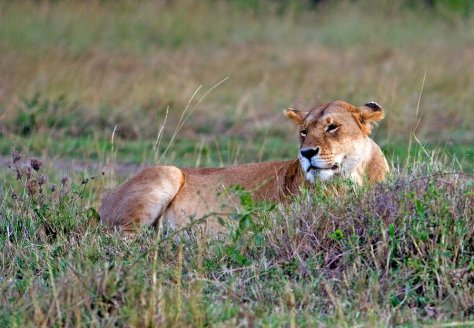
99;166;185;232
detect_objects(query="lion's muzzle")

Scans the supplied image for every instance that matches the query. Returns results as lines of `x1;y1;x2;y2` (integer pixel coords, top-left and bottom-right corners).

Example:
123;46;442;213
299;147;343;182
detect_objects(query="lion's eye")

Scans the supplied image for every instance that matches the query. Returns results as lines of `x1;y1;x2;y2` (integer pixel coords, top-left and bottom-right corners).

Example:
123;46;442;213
300;129;308;137
326;124;339;133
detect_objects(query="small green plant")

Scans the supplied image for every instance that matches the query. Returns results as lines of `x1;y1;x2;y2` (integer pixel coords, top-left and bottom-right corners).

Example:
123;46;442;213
328;228;344;241
223;184;275;266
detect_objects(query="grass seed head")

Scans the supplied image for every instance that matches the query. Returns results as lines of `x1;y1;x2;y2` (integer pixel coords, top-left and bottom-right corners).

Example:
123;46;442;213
61;174;70;187
38;174;49;186
26;180;38;197
30;158;43;171
12;148;22;164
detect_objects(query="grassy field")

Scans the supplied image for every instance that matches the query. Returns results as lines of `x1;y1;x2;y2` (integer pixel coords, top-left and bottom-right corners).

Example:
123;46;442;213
1;0;474;326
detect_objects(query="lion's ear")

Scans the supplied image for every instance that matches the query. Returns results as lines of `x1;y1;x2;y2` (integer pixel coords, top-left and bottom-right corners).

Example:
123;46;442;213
363;101;383;112
284;108;308;125
353;102;385;135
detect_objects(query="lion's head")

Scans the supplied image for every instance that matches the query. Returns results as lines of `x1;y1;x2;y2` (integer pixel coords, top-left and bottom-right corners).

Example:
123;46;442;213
286;100;386;184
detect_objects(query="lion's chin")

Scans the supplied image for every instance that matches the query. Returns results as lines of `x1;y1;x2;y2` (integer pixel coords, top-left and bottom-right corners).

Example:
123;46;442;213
305;166;339;182
298;156;344;183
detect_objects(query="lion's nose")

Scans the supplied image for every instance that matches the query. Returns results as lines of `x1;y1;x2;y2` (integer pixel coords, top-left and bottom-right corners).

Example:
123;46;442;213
301;147;320;160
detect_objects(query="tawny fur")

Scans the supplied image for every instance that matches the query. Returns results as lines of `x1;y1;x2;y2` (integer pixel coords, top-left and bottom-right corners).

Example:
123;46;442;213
99;100;390;233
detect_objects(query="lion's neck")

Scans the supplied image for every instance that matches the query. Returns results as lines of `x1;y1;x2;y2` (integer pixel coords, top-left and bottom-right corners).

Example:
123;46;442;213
364;139;389;183
344;137;374;185
276;159;308;199
349;137;389;184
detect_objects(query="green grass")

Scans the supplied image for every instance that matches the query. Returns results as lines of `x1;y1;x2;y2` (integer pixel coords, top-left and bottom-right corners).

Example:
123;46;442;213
1;0;474;326
1;134;295;168
1;150;473;326
3;134;473;175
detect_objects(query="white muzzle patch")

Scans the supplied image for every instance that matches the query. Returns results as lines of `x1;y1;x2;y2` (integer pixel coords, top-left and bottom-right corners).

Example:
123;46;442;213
298;153;342;183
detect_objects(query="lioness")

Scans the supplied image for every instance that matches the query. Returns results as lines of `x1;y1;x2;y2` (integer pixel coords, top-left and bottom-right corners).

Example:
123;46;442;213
100;100;389;232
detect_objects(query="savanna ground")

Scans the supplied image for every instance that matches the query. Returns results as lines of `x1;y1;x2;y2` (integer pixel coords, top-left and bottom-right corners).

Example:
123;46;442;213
1;0;473;326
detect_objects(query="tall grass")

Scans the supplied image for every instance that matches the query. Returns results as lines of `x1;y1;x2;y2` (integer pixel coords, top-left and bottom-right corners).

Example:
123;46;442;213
1;149;473;326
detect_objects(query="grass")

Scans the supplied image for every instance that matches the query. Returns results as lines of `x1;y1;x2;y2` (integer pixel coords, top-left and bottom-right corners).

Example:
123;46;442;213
1;150;473;326
1;1;474;144
1;0;474;326
2;134;473;174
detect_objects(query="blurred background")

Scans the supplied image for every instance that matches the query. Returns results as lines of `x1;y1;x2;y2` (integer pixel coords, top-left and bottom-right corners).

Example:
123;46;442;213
1;0;473;171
